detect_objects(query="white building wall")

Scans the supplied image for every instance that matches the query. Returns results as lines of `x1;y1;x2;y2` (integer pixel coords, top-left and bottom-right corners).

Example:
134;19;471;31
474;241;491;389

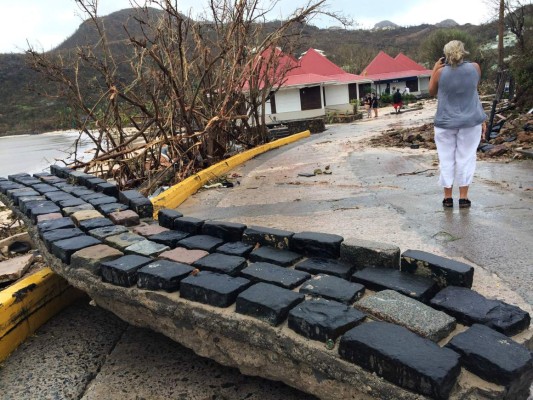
274;89;301;113
419;77;430;93
324;85;349;105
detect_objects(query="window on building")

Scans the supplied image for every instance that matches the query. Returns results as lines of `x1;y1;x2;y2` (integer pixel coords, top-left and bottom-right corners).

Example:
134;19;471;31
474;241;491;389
300;86;322;110
268;91;277;114
348;83;358;102
406;80;418;93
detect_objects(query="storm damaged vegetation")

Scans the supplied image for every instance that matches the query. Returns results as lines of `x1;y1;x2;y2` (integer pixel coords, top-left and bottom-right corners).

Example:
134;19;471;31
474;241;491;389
26;0;335;194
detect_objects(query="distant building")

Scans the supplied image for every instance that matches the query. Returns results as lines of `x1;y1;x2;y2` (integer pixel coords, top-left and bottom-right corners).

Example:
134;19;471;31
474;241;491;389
248;48;372;123
360;51;432;96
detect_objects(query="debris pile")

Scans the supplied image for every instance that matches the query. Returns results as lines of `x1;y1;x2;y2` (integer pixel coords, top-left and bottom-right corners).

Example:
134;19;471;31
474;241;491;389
367;124;436;150
0;202;44;289
367;113;533;160
478;113;533;159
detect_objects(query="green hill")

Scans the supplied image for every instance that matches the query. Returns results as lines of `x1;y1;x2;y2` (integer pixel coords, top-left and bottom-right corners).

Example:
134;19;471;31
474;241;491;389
0;8;498;136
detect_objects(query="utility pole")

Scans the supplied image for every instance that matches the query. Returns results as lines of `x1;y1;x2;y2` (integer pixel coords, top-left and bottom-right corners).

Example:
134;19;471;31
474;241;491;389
487;0;507;142
498;0;504;70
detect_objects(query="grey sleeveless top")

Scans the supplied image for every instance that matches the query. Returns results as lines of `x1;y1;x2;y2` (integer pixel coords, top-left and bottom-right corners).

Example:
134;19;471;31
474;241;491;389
434;62;487;129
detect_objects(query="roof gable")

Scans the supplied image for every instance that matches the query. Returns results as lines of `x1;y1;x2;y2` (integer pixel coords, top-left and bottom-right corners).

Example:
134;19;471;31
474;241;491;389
297;48;346;76
361;51;397;75
394;53;426;71
362;51;429;76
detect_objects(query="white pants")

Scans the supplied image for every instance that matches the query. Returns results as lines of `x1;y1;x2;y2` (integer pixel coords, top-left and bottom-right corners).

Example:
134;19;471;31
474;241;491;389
434;124;482;188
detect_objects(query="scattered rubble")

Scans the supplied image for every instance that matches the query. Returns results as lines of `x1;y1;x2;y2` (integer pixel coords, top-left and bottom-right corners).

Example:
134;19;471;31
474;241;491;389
0;201;45;289
367;112;533;161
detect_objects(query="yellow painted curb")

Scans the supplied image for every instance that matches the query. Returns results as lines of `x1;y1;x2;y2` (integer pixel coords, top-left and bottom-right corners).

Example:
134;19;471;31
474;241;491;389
151;130;311;217
0;267;85;362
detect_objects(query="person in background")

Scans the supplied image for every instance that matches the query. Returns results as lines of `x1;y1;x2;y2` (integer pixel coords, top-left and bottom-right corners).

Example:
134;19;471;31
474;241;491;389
371;93;379;118
364;94;372;118
392;89;403;114
429;40;487;208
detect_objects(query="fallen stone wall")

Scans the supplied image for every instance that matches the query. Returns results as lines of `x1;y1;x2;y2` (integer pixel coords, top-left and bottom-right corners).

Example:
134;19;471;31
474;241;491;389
1;168;532;400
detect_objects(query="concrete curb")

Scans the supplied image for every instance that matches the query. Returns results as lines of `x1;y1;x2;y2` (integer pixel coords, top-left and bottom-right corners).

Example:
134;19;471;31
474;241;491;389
0;266;85;361
150;130;311;217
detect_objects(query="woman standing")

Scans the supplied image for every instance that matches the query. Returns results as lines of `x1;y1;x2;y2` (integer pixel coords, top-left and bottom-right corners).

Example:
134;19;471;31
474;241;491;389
371;93;379;118
364;94;372;118
429;40;487;208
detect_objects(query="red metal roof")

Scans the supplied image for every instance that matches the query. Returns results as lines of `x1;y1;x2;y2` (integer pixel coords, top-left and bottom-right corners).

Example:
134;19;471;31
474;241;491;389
242;47;370;91
394;53;426;71
361;51;431;80
284;48;370;86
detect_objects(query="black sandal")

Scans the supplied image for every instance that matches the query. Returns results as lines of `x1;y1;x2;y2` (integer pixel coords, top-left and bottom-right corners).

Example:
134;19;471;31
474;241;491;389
442;198;453;208
459;199;471;208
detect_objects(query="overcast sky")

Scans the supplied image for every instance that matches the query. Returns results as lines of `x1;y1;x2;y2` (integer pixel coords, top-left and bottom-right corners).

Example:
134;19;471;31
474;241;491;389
0;0;495;53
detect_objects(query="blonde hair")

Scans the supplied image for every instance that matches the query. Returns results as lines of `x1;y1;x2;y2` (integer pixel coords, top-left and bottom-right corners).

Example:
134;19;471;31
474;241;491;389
443;40;469;67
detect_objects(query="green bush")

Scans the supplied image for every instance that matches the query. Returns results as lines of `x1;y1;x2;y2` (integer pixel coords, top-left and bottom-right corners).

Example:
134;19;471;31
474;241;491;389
379;93;392;104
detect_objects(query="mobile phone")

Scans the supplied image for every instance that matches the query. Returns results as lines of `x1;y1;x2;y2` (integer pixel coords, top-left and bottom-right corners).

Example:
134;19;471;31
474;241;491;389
442;55;448;65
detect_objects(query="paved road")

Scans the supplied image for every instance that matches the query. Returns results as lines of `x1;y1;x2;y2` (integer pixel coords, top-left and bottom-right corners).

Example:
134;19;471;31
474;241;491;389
179;102;532;309
1;102;531;399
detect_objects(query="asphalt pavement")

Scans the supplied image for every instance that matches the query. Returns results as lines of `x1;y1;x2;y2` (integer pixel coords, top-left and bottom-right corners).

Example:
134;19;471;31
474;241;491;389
1;101;531;399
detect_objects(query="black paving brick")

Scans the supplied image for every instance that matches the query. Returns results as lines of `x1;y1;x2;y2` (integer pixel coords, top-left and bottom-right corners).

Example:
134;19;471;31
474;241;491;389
118;189;145;205
236;282;305;326
44;191;76;203
0;182;24;194
401;249;474;288
59;184;79;193
128;196;153;218
31;183;61;194
288;298;366;342
290;231;343;259
180;271;251;307
70;188;96;198
88;225;129;240
16;177;42;186
446;324;533;387
352;267;439;302
84;177;107;190
295;257;354;280
216;241;254;257
430;286;531;336
49;164;71;178
59;198;89;208
7;173;31;183
299;274;365;304
50;235;101;263
201;221;246;242
37;217;76;236
95;181;118;197
339;321;461;400
178;235;224;252
78;217;114;232
97;202;129;215
192;253;247;276
18;196;46;214
87;195;117;207
241;262;311;289
249;246;302;267
137;260;194;292
100;254;152;287
157;208;183;229
66;170;93;185
242;226;294;250
39;175;65;185
28;202;61;222
147;230;190;248
173;216;204;234
42;227;85;250
7;188;39;202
